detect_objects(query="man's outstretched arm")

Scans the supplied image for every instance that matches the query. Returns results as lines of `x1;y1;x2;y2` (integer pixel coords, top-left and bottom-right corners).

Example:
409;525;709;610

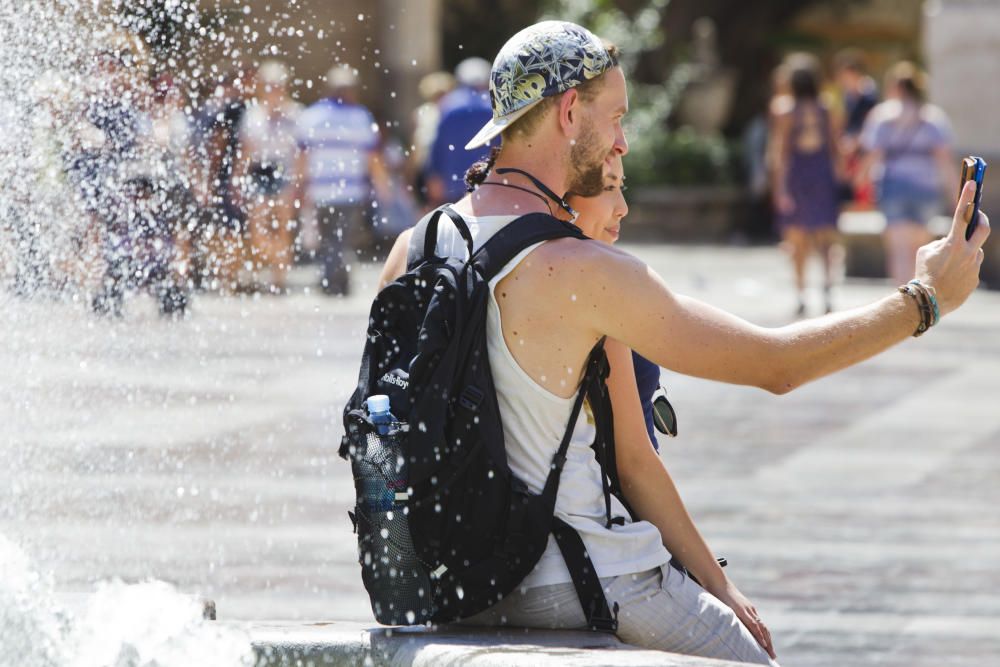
581;181;988;394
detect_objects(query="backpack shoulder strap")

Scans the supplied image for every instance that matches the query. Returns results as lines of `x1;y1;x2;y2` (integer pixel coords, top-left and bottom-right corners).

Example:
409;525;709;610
407;205;475;270
472;213;587;282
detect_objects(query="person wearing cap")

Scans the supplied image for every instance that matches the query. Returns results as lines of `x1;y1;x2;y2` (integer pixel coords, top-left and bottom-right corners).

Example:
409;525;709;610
376;20;987;664
424;57;494;207
295;65;390;296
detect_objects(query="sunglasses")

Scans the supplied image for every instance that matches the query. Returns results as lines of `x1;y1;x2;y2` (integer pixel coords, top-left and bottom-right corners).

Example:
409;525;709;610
651;386;678;438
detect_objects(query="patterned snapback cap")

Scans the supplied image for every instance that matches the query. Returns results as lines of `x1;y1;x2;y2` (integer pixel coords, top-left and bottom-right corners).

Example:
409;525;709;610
464;21;615;150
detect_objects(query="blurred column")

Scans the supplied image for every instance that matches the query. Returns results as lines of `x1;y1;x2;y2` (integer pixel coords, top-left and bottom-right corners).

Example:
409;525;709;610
924;0;1000;155
376;0;442;138
924;0;1000;285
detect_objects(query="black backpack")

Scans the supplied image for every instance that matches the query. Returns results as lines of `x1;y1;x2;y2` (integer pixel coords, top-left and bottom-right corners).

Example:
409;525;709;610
340;206;627;631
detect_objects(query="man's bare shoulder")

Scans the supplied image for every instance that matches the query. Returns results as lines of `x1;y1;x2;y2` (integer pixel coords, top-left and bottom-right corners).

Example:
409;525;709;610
513;237;646;295
528;236;636;265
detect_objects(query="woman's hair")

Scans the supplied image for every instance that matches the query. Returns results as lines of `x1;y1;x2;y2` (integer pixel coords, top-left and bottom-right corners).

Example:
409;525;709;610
465;145;501;190
888;61;927;103
787;54;821;100
833;48;867;75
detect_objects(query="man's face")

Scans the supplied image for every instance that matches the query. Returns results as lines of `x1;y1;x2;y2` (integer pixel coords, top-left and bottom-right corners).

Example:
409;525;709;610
566;67;629;197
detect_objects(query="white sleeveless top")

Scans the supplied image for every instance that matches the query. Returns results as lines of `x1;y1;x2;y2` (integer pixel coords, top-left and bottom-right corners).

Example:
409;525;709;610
428;212;670;588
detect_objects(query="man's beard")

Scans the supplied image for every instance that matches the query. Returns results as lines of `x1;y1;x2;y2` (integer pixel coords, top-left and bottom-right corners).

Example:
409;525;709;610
566;123;607;197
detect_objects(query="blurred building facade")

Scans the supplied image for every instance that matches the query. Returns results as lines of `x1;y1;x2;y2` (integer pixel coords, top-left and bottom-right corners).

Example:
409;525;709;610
211;0;443;134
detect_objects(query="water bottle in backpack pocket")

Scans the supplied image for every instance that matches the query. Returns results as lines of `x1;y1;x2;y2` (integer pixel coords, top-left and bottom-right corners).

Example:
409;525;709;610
345;395;434;624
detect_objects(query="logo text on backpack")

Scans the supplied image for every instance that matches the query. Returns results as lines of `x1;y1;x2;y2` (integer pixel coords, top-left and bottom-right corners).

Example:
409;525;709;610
381;372;409;390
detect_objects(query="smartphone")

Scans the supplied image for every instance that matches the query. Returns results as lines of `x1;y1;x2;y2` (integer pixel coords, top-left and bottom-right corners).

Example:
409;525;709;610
960;156;987;241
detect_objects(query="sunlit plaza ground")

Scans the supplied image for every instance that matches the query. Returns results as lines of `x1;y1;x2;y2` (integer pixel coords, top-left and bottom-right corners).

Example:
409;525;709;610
3;241;999;667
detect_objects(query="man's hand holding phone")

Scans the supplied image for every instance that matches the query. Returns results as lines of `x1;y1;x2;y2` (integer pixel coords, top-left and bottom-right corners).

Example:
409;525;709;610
960;156;988;240
914;173;989;318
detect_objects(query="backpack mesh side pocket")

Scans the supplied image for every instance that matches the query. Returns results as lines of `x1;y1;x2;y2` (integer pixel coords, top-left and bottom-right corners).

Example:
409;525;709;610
347;414;435;625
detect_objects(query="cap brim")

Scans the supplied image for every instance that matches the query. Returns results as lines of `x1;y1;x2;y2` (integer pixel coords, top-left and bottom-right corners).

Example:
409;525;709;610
464;101;541;150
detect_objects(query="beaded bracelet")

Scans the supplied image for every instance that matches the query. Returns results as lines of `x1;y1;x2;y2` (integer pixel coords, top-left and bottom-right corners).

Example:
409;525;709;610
907;281;939;333
898;284;932;337
908;279;940;326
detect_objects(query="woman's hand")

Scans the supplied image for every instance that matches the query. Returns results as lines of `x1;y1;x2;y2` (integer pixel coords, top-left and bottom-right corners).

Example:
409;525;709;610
773;190;795;216
711;579;776;660
915;179;990;316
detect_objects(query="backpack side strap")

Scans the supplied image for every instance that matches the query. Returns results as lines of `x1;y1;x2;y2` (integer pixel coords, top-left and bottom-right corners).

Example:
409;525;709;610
407;205;475;270
538;340;620;634
552;517;619;632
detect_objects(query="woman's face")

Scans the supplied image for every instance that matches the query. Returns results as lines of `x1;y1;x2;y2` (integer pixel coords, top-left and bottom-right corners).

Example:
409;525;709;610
569;157;628;245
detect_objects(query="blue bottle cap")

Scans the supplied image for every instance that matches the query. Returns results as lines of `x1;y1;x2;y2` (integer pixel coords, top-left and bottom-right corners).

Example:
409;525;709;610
366;394;391;414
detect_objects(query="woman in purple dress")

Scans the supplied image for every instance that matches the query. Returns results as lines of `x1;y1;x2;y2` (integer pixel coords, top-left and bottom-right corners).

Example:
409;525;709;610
770;55;844;316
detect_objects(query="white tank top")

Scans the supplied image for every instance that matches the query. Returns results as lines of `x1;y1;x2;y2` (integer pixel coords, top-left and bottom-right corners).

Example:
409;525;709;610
429;212;670;588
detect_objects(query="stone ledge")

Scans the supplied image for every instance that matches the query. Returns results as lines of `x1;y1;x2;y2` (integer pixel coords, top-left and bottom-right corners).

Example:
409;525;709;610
250;621;749;667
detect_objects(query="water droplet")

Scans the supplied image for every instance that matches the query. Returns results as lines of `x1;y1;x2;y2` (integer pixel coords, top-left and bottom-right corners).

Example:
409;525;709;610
406;610;416;623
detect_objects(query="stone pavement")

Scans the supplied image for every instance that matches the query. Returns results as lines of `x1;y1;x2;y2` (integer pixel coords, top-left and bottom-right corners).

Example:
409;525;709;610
2;242;999;667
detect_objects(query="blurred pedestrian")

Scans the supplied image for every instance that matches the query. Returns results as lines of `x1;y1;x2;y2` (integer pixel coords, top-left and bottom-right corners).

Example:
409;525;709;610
16;72;82;294
147;73;196;313
763;63;791;201
860;62;954;286
190;69;253;293
295;65;389;296
833;49;878;207
425;57;493;207
409;71;455;206
235;60;302;293
770;55;844;316
372;135;420;252
69;35;177;316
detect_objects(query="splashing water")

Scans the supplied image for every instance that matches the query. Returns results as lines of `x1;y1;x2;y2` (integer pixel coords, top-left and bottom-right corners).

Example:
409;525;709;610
1;0;400;652
0;536;68;667
1;0;321;657
0;536;254;667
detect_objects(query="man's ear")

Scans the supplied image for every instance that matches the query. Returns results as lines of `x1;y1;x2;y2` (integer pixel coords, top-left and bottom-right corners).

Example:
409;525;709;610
557;88;581;138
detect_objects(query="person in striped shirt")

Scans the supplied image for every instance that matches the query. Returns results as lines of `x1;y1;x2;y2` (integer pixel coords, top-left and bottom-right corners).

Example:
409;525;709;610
295;65;389;296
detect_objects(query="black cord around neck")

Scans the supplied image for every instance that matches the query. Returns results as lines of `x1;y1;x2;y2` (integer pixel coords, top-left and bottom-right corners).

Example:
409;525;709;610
477;180;555;216
494;167;579;222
